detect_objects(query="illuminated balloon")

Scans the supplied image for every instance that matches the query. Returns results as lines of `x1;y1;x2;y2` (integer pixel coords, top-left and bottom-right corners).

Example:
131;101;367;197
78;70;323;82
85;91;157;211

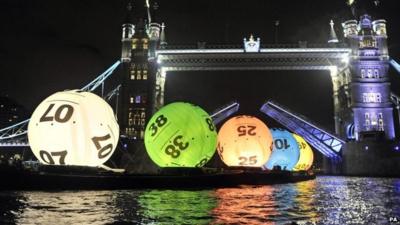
28;90;119;166
217;115;273;167
292;133;314;171
264;128;300;171
144;102;217;167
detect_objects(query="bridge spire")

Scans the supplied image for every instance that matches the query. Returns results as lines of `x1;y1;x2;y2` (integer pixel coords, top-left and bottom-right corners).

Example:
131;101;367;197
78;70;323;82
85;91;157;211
160;22;167;48
121;1;135;62
124;1;135;24
328;19;339;44
145;0;152;24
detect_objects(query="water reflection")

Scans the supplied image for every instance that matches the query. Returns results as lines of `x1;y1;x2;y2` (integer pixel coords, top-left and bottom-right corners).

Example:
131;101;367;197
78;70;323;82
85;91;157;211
137;190;216;225
14;191;121;225
212;186;278;224
272;180;319;224
315;176;400;224
1;177;400;224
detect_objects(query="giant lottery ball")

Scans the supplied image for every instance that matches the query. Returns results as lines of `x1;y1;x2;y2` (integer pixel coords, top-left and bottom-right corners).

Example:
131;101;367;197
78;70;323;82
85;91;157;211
217;115;273;167
28;90;119;166
292;133;314;171
264;128;300;171
144;102;217;167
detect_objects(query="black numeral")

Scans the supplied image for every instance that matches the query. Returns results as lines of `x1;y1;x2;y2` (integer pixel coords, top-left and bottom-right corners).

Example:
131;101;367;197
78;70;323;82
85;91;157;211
196;157;209;167
205;118;215;131
40;104;74;123
165;145;180;158
39;150;67;165
237;125;257;136
92;134;113;159
165;135;189;158
149;115;168;136
156;115;167;126
274;139;290;150
40;104;55;122
173;135;189;150
238;156;257;166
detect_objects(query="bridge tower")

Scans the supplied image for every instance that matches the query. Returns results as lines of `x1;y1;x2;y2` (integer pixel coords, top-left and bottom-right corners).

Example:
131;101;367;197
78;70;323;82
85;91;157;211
118;1;162;141
117;1;164;173
343;15;395;141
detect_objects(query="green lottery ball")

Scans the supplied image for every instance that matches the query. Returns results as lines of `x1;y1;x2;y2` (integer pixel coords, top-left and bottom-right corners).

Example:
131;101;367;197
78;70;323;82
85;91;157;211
144;102;217;167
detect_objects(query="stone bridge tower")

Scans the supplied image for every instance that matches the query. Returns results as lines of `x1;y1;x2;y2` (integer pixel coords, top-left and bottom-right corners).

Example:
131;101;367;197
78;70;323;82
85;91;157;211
343;15;395;141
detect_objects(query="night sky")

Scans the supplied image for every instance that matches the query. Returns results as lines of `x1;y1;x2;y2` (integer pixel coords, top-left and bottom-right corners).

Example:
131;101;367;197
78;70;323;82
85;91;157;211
0;0;399;131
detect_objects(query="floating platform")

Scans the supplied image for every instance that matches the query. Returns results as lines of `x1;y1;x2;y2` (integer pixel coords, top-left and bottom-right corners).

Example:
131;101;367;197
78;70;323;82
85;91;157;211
0;163;315;190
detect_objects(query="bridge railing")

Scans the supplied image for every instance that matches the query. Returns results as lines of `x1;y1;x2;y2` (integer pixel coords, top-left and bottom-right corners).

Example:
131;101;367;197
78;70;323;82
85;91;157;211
162;43;349;50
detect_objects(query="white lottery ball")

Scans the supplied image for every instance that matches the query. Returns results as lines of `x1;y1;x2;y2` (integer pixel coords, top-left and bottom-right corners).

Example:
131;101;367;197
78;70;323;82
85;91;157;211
27;90;119;166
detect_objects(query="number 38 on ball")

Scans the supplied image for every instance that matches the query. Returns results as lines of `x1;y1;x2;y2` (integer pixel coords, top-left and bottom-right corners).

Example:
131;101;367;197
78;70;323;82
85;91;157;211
144;102;217;167
27;90;119;166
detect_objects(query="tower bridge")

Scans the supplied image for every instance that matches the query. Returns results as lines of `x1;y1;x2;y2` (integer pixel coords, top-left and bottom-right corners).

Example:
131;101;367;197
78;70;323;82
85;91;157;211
1;1;400;175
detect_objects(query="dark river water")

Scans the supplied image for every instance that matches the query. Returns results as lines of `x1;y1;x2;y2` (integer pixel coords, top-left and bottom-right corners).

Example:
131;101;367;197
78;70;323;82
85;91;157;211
1;176;400;224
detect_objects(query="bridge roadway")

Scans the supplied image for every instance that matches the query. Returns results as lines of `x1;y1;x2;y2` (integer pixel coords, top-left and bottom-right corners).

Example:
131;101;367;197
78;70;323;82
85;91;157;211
155;45;351;72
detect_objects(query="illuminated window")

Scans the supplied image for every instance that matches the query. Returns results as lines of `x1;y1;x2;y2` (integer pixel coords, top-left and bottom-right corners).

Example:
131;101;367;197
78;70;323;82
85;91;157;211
365;119;370;130
365;112;370;119
134;113;140;125
130;97;134;104
376;93;381;102
141;111;145;118
367;69;372;78
141;118;145;126
130;64;136;80
128;111;133;125
142;64;148;80
374;69;379;78
132;39;138;49
365;119;370;129
361;69;366;78
371;114;378;126
130;70;136;80
137;70;142;80
142;38;148;49
378;113;383;119
378;119;384;131
135;95;141;104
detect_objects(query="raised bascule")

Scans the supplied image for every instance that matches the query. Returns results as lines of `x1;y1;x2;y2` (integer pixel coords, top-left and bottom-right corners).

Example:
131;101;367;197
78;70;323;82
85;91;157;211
1;1;400;176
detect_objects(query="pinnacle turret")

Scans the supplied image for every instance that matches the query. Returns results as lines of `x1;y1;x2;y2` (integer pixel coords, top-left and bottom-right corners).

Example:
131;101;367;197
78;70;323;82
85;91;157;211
328;20;339;43
160;22;167;48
